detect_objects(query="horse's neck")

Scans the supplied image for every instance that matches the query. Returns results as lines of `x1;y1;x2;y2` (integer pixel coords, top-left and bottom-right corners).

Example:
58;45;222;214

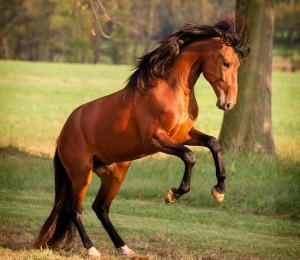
169;38;220;91
167;56;201;92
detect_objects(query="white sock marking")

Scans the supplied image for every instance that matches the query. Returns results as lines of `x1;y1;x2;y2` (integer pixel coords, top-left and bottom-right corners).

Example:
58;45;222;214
118;245;136;256
87;246;100;257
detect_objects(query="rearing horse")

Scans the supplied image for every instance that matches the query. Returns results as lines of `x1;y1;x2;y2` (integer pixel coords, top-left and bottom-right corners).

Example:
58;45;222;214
35;16;250;257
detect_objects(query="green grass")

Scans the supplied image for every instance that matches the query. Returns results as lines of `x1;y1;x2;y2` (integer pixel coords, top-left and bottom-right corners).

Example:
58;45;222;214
0;61;130;156
272;73;300;160
0;60;299;259
0;151;299;259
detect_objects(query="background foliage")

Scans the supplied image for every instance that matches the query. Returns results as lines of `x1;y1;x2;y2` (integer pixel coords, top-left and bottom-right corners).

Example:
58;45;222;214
1;0;299;67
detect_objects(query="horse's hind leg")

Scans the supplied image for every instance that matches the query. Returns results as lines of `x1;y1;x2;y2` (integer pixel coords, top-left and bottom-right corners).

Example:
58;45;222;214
65;163;100;257
93;161;136;257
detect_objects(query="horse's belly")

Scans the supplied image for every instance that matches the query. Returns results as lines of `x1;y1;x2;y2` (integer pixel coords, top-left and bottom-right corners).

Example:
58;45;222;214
92;130;152;164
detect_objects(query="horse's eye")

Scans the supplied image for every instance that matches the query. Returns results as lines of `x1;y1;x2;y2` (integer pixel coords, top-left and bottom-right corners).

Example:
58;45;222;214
223;61;230;68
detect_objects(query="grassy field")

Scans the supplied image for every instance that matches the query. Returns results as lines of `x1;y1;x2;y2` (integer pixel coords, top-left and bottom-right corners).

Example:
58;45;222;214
0;60;299;259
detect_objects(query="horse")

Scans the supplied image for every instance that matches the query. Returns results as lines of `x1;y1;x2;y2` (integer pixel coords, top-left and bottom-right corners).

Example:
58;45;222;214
35;15;250;257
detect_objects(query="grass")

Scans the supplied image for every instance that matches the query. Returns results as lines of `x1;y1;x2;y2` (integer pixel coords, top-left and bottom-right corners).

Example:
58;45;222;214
0;60;299;259
0;61;130;156
0;152;299;259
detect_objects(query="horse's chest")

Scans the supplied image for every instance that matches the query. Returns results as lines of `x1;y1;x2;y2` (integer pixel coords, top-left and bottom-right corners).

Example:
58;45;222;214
168;116;195;142
159;99;198;142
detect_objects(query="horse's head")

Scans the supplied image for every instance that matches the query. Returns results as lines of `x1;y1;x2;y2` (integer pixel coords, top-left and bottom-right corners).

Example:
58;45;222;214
202;36;241;112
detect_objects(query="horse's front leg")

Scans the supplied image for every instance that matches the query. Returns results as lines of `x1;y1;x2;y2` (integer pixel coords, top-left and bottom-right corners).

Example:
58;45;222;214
152;130;196;203
184;127;226;202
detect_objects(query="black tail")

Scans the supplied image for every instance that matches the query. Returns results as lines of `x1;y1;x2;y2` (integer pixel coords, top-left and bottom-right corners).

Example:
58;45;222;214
34;149;75;248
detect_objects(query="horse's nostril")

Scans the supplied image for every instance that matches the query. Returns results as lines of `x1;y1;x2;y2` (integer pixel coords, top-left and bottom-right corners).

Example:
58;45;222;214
226;103;231;110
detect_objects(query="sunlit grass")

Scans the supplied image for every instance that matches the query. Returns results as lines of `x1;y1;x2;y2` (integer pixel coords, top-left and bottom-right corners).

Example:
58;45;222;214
272;73;300;161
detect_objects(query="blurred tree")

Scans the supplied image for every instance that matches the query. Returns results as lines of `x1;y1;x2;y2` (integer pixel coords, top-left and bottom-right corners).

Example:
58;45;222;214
47;1;75;62
219;0;276;154
0;0;64;61
0;0;22;59
0;0;237;63
275;0;300;71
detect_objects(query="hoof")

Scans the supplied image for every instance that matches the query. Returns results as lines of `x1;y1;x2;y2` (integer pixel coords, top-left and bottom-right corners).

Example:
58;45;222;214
164;188;178;204
117;245;138;257
87;246;100;257
211;186;225;203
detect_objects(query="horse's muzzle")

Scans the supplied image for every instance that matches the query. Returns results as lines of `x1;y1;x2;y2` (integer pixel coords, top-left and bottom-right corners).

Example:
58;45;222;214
216;100;235;111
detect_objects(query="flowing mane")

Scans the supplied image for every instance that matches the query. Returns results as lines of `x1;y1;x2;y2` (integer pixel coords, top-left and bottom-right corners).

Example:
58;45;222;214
126;14;250;91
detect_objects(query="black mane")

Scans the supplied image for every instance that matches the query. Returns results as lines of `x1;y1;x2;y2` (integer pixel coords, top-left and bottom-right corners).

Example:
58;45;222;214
126;14;250;91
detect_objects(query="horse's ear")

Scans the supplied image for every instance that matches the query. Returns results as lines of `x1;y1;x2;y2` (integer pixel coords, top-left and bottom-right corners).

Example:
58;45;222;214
220;34;232;46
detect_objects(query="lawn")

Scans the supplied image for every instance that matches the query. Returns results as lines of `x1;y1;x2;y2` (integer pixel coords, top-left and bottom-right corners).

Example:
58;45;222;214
0;60;299;259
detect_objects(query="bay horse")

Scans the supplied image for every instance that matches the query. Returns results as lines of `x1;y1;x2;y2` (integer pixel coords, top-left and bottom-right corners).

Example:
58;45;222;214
35;15;250;257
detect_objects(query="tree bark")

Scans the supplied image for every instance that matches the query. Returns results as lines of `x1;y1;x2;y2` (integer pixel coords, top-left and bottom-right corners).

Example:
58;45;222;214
219;0;276;154
1;37;10;59
144;1;155;54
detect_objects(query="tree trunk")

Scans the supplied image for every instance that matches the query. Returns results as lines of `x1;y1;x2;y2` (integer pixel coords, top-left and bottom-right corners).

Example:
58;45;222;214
144;1;155;54
219;0;276;154
1;37;10;59
289;1;296;72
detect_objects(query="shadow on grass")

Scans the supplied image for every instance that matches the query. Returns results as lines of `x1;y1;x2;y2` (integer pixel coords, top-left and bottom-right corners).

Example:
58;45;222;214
0;222;95;259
